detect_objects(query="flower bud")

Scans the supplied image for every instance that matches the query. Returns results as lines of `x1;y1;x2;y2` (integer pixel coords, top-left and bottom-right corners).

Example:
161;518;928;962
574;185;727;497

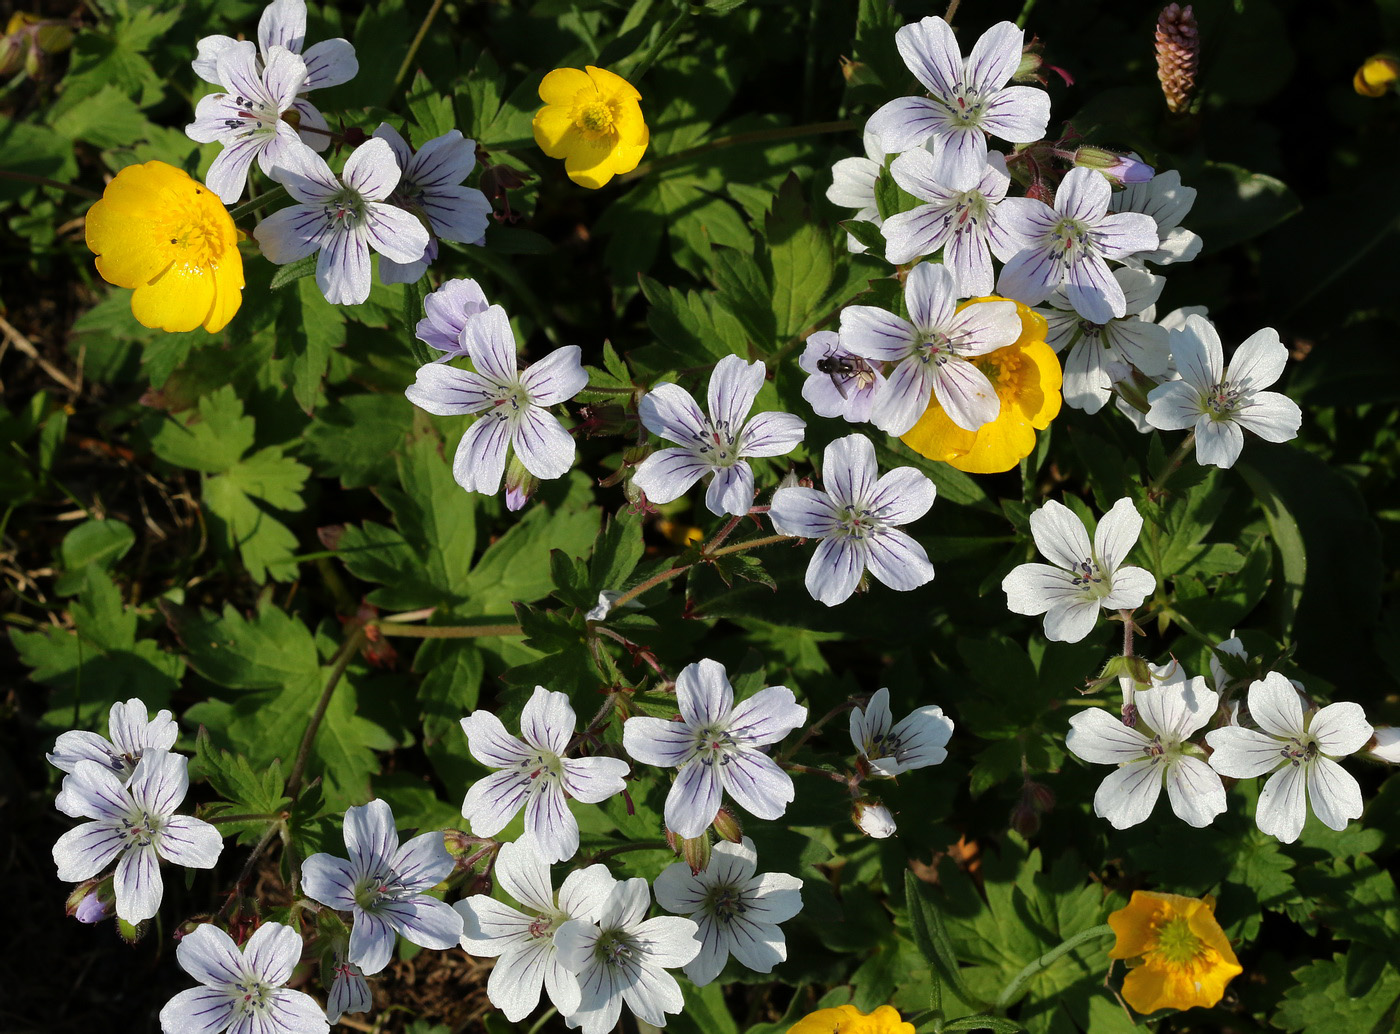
1009;799;1041;837
504;456;538;512
1355;54;1400;97
681;834;712;875
1074;146;1154;185
711;806;743;844
118;916;150;943
1365;727;1400;763
35;20;72;53
664;827;683;856
66;877;115;924
852;799;896;839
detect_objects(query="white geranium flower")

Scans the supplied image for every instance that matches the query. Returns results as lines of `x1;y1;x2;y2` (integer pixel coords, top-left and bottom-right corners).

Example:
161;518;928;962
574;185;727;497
192;0;357;153
996;167;1160;324
1036;267;1172;414
798;330;885;424
459;686;630;863
1001;497;1157;643
372;124;492;284
554;878;700;1034
405;306;588;496
769;434;935;607
1110;165;1202;266
1067;670;1226;829
840;263;1022;435
881;151;1031;295
853;799;897;838
864;18;1051;191
252;138;430;305
1145;314;1302;469
300;799;463;975
455;837;615;1021
1206;672;1373;843
622;658;807;838
849;687;954;777
653;837;803;986
49;697;178;816
184;41;311;203
160;922;328;1034
52;749;223;924
826;130;886;254
632;354;806;517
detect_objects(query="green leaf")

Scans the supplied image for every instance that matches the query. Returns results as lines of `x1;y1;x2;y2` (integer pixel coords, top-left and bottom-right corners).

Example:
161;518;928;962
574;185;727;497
590;509;645;594
905;870;989;1010
304;393;415;490
666;982;740;1034
415;639;484;746
177;601;320;691
269;254;320;290
941;1018;1026;1033
1237;461;1307;637
47;83;153;149
1273;955;1400;1034
1189;161;1301;253
380;431;479;601
149;385;255;474
279;278;346;413
55;518;135;595
225;448;310;512
762;173;835;341
841;219;887;259
203;475;301;583
406;71;456;142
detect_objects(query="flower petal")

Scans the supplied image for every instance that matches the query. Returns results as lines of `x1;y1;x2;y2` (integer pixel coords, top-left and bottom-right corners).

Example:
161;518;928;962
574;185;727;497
665;759;723;839
462;769;531;837
520;345;588;406
623;716;698;768
301;853;359;911
155;815;224;870
632;448;712;505
707;354;765;433
1165;755;1227;828
1028;499;1092;570
863;530;935;592
727;687;807;747
1306;757;1363;831
1205;726;1285;778
1309;702;1373;758
1093;761;1163;829
115;842;163;922
718;748;795;820
704;461;755;516
160;987;237;1034
1066;708;1151;764
638;383;709;445
1255;762;1308;843
806;535;865;606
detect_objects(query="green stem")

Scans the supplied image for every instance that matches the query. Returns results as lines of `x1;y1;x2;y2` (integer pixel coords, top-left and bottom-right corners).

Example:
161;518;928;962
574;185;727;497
1147;431;1196;498
373;622;524;639
0;169;100;199
619;120;856;182
208;811;286;825
285;627;365;800
607;531;795;611
215;820;285;921
393;0;446;90
589;839;670;863
709;533;792;558
227;185;288;222
994;924;1114;1012
627;6;689;84
1015;0;1039;28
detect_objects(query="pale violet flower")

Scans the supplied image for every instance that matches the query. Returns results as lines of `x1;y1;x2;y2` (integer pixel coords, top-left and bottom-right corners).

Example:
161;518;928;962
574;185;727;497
52;749;222;924
798;331;884;424
996;167;1160;324
554;878;700;1034
253;138;430;305
1110;165;1202;266
1206;673;1373;844
1037;267;1171;414
459;686;629;863
622;658;807;838
372;124;492;284
405;305;588;496
840;262;1021;435
1145;315;1302;469
653;837;803;986
632;354;806;517
826;130;886;254
300;799;463;975
865;18;1051;191
414;277;490;359
1066;670;1226;829
192;0;357;152
326;958;371;1025
1001;498;1157;643
49;697;177;816
881;151;1031;295
185;41;310;204
849;687;954;777
853;799;897;838
769;434;935;606
159;922;328;1034
456;837;614;1021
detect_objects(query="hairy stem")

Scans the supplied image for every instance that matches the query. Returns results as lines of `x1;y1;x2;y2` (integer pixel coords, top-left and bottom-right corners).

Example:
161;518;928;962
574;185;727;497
619;121;855;182
994;924;1115;1012
627;5;689;83
393;0;446;90
285;627;365;801
373;622;524;639
227;185;289;222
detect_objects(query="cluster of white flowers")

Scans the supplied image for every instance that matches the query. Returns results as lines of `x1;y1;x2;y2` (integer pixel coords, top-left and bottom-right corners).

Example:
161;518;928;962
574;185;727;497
822;16;1301;472
1065;644;1376;844
187;0;490;305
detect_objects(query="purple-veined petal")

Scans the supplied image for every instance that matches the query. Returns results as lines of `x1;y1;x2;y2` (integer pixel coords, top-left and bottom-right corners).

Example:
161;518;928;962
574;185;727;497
363;202;431;264
192;33;237;84
160;986;238;1034
718;748;795;820
557;864;615;924
631;447;712;506
1145;381;1203;432
933;127;990;194
1093;497;1143;572
1204;726;1286;778
456;895;532;956
252;204;328;265
53;820;126;882
931;357;999;431
408;129;476;188
1105;316;1171;377
1066;708;1151;764
463;305;518;385
1091;211;1161;261
327;966;371;1024
633;914;704;969
653;862;709;914
1165;756;1227;828
341;137;401;201
405;363;496;416
452;411;513;493
638;382;709;445
1057;167;1111;223
870;356;934;437
1170;315;1224;392
965;21;1023;93
623;715;699;768
820;433;878;508
827;154;880;209
806;535;865;606
525;780;579;864
300;853;359;910
264;988;329;1034
1001;562;1083;615
48;729;121;777
1233;392;1301;444
682;916;729;986
1256;763;1307;843
300;37;357;91
1093;761;1163;829
896;16;963;96
562;755;630;804
511;407;576;481
738;411;805;458
882;203;955;265
258;0;306;56
1307;757;1363;831
1249;672;1306;739
392;831;454;892
1065;252;1126;325
666;759;723;838
863;530;935;592
707;354;766;433
864;97;946;155
486;939;551;1021
1138;677;1218;742
243;921;303;986
421;184;492;243
128;749;187;818
996;244;1066;307
268;143;339;201
115;842;163;922
840;305;918;362
887;145;953;203
519;686;573;756
1042;598;1101;643
905;262;959;335
945;299;1021;357
56;758;133;822
344;799;398;876
204;135;265;205
462;769;532;837
315;226;371;305
459;709;532;769
348;908;397;976
156;815;223;869
1028;499;1092;570
1310;702;1373;758
769;486;842;539
291;97;331;152
704;461;755;516
174;922;245;987
262;45;308;110
1193;415;1245;469
520;345;588;406
888;705;954;771
380;894;465;950
867;464;936;526
727;687;806;747
1102;565;1156;610
944;220;995;296
677;658;734;727
978;86;1052;142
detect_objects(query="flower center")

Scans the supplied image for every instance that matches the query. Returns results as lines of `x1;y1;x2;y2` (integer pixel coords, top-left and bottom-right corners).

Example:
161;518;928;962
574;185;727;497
323;188;367;229
1152;915;1208;968
918;331;954;366
866;729;903;759
838;504;879;540
576;101;615;135
1204;382;1242;417
1069;558;1110;596
953;192;988;233
222;93;281;139
1279;734;1320;767
160;197;229;267
694;724;736;764
706;884;748;924
527;914;557;939
488;380;534;421
691;421;739;466
594;930;638;968
120;809;165;848
352;869;407;911
942;87;985;126
232;975;275;1016
516;749;564;783
1050;216;1092;255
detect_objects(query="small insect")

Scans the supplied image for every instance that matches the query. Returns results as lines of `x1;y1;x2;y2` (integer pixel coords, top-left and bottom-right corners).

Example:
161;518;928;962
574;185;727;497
816;349;876;399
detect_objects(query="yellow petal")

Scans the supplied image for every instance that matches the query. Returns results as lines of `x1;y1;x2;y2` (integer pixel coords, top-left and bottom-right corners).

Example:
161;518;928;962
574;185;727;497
533;104;580;157
1108;892;1167;960
563;132;627;189
786;1005;869;1034
87;198;174;288
201;248;245;333
131;260;216;334
611;100;650;150
585;64;641;102
538;66;594;106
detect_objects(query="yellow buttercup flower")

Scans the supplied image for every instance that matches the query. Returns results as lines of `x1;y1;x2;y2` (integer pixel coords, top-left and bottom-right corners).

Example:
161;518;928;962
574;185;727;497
1108;891;1243;1014
1354;54;1400;97
85;161;244;334
900;297;1061;474
786;1004;914;1034
532;65;649;189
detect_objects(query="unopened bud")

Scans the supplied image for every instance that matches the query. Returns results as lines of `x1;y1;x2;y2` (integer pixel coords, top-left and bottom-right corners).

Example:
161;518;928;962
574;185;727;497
664;827;683;856
1355;54;1400;97
852;799;896;839
1027;781;1056;814
504;456;538;512
1025;181;1055;204
838;55;880;87
467;872;493;896
444;828;481;862
0;35;24;75
711;807;743;844
1074;146;1154;185
342;126;368;147
118;916;149;943
66;877;115;924
1009;800;1041;837
681;834;712;874
1365;727;1400;763
35;21;72;53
